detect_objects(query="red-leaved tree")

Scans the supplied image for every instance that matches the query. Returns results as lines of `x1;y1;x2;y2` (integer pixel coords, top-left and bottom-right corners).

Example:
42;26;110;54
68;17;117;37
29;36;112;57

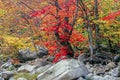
29;0;86;62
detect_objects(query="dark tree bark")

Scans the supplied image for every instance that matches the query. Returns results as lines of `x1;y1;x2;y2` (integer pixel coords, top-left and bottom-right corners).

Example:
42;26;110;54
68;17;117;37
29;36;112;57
94;0;100;49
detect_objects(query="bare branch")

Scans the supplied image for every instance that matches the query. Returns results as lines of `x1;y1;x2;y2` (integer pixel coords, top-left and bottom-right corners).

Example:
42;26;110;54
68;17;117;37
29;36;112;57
18;1;35;12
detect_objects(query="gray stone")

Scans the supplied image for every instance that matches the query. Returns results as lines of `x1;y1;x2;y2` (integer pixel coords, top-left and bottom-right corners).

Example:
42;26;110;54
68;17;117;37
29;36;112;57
31;64;52;74
91;75;116;80
1;59;12;69
84;73;93;79
0;77;4;80
18;48;35;62
96;68;105;75
18;47;48;62
91;75;103;80
17;78;27;80
114;54;120;62
1;71;15;80
37;59;89;80
106;62;116;70
46;56;54;62
78;53;87;62
37;46;48;58
103;75;116;80
115;78;120;80
108;67;119;77
18;64;36;72
9;77;15;80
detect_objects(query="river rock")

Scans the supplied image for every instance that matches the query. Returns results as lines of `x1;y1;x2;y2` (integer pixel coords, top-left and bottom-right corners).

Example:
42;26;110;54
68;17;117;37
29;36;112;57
37;59;89;80
18;64;36;72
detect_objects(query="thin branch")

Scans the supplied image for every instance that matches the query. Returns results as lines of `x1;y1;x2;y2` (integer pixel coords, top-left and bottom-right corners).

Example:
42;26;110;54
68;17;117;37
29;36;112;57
20;13;38;55
19;1;35;12
72;0;79;27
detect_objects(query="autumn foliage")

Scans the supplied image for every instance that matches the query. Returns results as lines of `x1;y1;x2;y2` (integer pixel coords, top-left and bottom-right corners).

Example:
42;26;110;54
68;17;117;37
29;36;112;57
1;0;120;62
29;0;86;62
102;11;120;20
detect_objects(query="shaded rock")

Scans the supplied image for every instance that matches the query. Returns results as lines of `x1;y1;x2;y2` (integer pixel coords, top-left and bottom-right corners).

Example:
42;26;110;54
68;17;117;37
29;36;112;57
17;78;27;80
37;59;89;80
0;77;4;80
114;54;120;62
1;71;15;80
18;64;36;72
18;47;48;62
84;57;103;64
37;46;48;58
18;48;35;62
9;77;15;80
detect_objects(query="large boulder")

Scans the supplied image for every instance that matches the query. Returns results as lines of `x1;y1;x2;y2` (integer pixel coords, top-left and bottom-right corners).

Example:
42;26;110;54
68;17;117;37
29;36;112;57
37;59;89;80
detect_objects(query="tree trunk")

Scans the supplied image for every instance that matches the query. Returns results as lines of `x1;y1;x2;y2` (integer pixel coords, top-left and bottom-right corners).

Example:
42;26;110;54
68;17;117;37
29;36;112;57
87;23;94;58
79;0;94;58
94;0;100;49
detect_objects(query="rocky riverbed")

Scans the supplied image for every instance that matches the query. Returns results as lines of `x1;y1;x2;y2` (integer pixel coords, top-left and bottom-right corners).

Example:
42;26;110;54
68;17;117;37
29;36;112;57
0;57;120;80
0;50;120;80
